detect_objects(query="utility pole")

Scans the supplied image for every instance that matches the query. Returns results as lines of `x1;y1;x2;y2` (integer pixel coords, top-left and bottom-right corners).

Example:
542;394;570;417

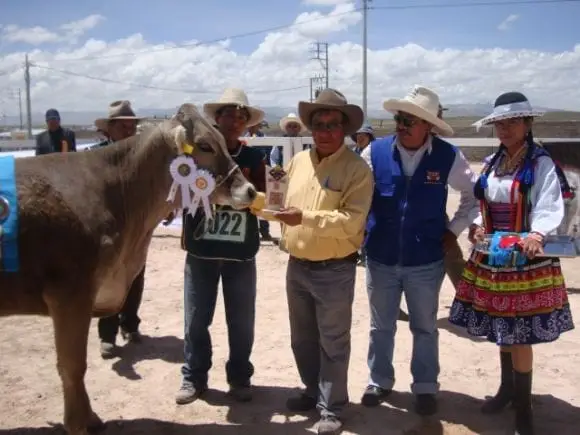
24;54;32;138
18;88;23;130
362;0;371;117
310;42;329;89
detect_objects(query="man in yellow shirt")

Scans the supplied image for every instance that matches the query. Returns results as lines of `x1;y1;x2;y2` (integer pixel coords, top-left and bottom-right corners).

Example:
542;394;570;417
274;89;374;435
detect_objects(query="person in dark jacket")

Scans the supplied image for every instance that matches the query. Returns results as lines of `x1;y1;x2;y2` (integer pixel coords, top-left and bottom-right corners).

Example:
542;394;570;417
35;109;76;155
91;100;146;359
175;88;265;405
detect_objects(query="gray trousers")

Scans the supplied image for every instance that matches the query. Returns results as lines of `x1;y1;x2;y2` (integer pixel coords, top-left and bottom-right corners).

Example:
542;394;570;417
286;256;356;417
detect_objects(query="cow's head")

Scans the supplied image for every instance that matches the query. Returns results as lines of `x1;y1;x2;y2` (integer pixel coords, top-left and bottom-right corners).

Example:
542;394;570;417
165;103;257;209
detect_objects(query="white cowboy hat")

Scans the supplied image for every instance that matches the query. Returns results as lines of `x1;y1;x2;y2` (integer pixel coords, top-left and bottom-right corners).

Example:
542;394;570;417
94;100;144;133
279;112;305;133
203;88;265;127
472;91;545;130
382;85;454;137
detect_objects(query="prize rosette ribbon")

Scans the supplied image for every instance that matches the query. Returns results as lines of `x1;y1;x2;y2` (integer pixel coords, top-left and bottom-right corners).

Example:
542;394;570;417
189;170;216;219
167;155;197;209
167;156;216;219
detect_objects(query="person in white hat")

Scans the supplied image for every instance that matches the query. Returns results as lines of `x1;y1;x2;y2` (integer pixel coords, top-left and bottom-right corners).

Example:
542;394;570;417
176;88;267;405
92;100;146;360
448;91;575;435
269;112;306;167
359;85;479;416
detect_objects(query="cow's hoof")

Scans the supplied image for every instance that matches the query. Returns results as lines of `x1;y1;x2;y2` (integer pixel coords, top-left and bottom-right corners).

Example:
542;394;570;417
88;412;106;433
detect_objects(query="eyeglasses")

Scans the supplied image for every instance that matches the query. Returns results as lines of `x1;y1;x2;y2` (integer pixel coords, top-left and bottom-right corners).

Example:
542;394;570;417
311;121;343;132
394;114;418;128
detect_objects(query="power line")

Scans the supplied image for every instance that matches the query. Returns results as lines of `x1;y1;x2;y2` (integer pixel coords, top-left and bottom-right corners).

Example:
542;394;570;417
30;63;311;94
41;9;362;63
371;0;580;11
30;0;577;65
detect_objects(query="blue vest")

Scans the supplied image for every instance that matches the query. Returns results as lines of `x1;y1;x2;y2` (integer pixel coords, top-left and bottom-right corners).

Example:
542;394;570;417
364;135;456;267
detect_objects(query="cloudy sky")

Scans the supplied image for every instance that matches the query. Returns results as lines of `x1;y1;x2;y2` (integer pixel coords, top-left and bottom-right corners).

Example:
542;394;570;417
0;0;579;116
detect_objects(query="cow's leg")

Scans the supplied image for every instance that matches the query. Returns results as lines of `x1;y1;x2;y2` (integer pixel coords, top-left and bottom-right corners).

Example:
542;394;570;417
46;293;104;435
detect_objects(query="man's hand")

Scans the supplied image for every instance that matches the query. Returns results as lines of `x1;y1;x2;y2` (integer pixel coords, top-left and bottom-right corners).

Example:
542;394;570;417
468;224;485;244
518;232;544;259
273;207;303;226
442;229;458;253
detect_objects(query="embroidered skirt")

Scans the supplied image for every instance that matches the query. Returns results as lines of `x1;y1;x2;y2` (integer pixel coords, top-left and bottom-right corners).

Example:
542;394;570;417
449;251;574;345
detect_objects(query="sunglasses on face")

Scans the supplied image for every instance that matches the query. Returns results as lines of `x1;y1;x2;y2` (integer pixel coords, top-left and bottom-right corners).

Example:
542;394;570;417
311;121;343;132
394;114;419;128
218;109;249;123
286;123;301;129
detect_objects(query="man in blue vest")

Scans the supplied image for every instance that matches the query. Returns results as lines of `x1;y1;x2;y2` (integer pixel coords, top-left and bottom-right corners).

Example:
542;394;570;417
175;88;266;405
359;86;478;415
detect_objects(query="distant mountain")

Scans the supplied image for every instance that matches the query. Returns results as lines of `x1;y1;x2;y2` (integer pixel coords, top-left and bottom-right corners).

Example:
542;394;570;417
0;104;577;128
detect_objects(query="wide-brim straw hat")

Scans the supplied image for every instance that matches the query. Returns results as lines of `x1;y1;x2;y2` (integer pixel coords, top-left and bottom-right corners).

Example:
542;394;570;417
382;85;454;137
94;100;144;133
298;88;364;136
472;91;545;130
279;112;306;133
203;88;265;128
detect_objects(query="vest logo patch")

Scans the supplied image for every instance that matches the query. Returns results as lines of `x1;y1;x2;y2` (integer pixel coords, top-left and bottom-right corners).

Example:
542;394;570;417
425;171;441;184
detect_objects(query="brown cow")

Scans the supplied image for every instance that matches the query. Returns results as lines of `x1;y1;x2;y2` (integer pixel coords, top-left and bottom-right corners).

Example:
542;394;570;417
0;103;256;435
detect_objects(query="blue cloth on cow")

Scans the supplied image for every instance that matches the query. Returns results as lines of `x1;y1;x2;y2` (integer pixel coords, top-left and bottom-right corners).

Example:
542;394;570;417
0;155;19;272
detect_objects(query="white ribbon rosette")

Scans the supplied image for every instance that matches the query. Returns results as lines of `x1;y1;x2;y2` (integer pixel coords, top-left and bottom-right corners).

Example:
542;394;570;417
188;169;216;219
167;155;197;209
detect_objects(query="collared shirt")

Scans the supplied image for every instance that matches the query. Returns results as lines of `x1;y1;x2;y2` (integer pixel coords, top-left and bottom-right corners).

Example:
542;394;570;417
280;145;374;261
360;134;479;236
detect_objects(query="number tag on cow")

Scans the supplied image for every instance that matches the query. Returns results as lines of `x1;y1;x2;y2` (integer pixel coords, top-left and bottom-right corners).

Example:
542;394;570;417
201;210;247;243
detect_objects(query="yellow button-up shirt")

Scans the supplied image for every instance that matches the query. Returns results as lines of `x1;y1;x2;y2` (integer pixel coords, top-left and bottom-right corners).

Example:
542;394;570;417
280;145;374;261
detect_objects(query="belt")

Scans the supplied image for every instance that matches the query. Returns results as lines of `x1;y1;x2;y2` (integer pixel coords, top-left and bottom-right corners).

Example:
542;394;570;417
290;252;359;267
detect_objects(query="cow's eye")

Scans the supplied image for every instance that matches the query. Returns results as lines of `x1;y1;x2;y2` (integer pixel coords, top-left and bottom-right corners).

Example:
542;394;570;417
197;142;214;153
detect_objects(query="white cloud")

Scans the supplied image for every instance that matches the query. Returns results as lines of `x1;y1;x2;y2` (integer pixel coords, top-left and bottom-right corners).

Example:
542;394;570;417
498;14;519;31
302;0;353;5
0;14;105;46
0;5;579;119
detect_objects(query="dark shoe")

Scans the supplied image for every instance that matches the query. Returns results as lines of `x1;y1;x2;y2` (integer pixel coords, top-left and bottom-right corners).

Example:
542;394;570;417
228;384;253;402
317;415;342;434
286;392;317;412
482;351;514;414
175;380;207;405
514;370;534;435
361;385;392;407
398;309;410;322
121;329;142;343
415;394;438;416
100;341;117;359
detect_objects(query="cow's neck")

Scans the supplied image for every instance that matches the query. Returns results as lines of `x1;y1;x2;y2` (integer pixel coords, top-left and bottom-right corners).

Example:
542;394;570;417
103;132;176;234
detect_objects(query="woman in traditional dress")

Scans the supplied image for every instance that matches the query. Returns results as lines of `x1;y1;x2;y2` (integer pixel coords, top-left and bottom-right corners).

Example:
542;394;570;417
448;91;575;435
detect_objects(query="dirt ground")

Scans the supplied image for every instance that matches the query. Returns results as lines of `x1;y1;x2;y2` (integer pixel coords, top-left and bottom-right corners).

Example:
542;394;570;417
1;166;579;435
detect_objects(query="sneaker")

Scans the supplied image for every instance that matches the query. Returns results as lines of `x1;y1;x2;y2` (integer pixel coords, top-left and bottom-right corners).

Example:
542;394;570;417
175;380;207;405
317;415;342;434
415;394;437;416
361;385;392;407
286;392;317;412
227;384;253;402
100;341;117;359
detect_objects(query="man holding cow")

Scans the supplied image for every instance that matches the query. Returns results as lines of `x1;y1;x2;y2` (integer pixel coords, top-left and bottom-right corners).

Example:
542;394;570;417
176;88;266;405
